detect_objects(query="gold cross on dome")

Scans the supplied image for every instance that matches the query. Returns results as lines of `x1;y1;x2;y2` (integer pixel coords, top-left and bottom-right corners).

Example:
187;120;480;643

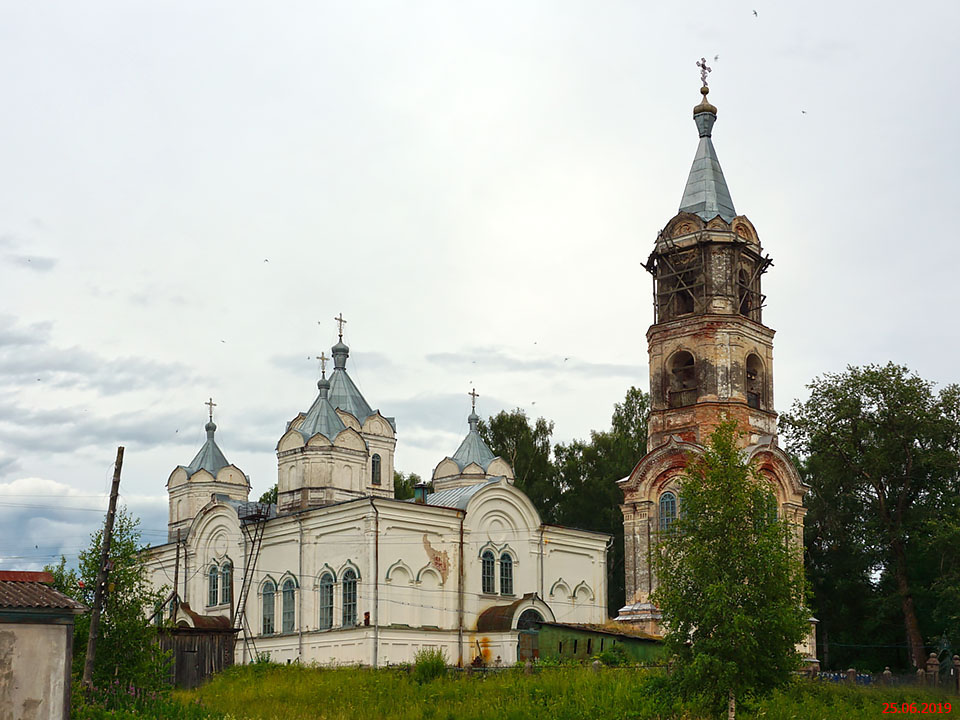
316;352;328;377
205;397;217;422
334;313;347;339
469;388;479;412
697;57;712;87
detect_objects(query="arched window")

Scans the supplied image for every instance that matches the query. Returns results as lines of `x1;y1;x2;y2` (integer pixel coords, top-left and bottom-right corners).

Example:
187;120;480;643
668;351;697;408
517;609;544;630
220;562;232;606
342;569;357;626
282;579;296;633
481;550;496;594
659;492;678;533
207;565;219;607
746;354;764;410
318;573;334;630
371;454;381;485
499;553;514;596
262;581;276;635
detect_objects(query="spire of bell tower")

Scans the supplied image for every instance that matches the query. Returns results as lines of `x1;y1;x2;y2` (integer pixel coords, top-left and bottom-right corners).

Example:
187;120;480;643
678;62;736;223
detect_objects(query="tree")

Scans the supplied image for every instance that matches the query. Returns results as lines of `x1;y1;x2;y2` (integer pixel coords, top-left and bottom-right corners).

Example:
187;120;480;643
653;421;809;720
393;470;422;500
258;484;278;504
478;410;560;522
781;363;960;669
46;508;169;691
554;386;649;615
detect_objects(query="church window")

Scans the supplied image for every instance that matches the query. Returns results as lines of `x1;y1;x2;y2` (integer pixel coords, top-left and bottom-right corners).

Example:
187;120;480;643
342;569;357;626
282;579;296;633
499;553;514;596
659;492;678;533
262;581;276;634
220;562;232;606
668;351;697;408
746;354;763;410
517;609;544;630
207;565;219;607
481;550;496;594
372;454;381;485
319;573;334;630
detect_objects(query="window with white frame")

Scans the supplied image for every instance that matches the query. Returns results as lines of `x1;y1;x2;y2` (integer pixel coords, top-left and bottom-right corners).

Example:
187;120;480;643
282;579;296;633
220;562;232;606
342;569;357;626
499;552;514;596
262;581;276;635
481;550;496;594
207;565;219;607
318;573;334;630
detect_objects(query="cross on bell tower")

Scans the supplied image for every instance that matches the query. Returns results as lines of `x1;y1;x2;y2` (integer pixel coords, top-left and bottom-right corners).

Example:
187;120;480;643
205;397;217;423
334;313;347;340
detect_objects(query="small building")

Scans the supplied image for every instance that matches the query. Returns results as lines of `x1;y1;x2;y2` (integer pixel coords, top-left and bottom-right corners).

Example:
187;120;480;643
157;602;238;689
532;622;664;664
0;570;86;720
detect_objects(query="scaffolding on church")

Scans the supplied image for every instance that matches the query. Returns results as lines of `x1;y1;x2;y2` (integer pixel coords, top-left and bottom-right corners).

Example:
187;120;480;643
234;501;272;660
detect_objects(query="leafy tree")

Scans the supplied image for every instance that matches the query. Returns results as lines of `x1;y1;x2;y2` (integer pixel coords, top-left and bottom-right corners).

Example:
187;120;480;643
479;410;560;522
393;470;423;500
653;421;809;720
258;484;278;504
45;508;170;691
781;363;960;669
554;386;649;615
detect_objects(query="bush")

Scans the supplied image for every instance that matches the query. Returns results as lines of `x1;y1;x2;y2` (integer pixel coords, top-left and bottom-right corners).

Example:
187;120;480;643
593;644;630;667
412;647;447;684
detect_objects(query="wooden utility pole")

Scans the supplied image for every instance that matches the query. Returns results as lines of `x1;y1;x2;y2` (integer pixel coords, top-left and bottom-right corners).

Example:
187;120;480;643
82;446;124;688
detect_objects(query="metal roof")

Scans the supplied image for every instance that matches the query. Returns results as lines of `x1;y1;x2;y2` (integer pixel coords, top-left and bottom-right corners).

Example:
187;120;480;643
678;108;736;223
181;422;231;479
298;378;347;441
450;412;497;471
0;572;86;612
424;478;500;510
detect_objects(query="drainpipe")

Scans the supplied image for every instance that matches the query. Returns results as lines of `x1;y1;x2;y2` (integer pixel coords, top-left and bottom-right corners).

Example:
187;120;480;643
538;525;545;599
458;510;465;668
370;497;380;669
298;516;304;661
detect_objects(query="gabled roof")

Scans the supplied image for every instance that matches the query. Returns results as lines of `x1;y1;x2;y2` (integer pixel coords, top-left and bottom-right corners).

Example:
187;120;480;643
182;422;231;478
678;88;736;223
450;412;496;471
0;571;86;612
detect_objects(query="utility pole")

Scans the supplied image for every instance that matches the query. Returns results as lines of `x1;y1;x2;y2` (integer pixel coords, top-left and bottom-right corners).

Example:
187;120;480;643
82;446;124;688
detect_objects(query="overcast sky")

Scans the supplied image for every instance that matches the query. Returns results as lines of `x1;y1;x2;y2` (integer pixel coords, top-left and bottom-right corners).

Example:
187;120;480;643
2;1;958;570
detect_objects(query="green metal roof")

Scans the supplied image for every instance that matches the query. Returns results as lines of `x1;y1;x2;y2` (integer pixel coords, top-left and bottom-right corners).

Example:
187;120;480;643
678;104;737;223
450;412;496;471
183;422;231;478
298;377;347;441
327;341;375;422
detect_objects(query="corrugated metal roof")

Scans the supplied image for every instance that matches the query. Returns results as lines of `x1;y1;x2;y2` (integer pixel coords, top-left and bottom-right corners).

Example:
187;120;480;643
424;478;500;510
678;108;736;223
0;576;86;612
181;422;231;479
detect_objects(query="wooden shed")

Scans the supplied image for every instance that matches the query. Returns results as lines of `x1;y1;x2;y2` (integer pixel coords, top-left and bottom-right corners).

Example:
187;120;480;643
158;602;238;689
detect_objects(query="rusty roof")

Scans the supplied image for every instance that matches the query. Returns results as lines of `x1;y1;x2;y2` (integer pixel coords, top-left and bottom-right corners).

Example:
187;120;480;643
0;572;86;613
175;602;233;630
476;593;537;633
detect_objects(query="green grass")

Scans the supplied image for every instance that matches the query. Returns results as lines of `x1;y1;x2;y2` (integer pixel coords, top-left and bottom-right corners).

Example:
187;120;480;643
76;665;957;719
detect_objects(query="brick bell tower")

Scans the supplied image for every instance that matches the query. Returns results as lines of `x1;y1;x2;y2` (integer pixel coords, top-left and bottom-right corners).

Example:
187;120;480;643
617;70;811;656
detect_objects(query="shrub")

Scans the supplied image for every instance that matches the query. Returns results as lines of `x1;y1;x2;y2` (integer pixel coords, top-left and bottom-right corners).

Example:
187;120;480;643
594;644;630;667
412;647;447;684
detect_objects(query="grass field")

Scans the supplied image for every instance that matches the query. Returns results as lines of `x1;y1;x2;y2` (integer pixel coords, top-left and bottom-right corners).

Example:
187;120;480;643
75;664;958;719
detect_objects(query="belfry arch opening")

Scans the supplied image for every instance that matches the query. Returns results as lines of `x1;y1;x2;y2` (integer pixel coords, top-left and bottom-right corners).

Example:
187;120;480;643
667;351;697;408
738;269;752;316
746;353;764;409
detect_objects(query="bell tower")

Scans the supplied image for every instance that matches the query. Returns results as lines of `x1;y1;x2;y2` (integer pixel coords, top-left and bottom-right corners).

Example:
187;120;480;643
617;73;811;659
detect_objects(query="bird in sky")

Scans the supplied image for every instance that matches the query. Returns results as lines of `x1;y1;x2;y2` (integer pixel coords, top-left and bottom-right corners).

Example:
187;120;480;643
713;54;719;61
801;110;807;114
753;9;758;16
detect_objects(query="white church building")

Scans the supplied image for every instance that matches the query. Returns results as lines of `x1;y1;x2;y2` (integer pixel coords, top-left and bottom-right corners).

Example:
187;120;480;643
142;332;609;667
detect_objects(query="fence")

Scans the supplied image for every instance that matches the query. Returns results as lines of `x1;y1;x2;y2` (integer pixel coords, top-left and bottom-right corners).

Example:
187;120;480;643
814;654;960;694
